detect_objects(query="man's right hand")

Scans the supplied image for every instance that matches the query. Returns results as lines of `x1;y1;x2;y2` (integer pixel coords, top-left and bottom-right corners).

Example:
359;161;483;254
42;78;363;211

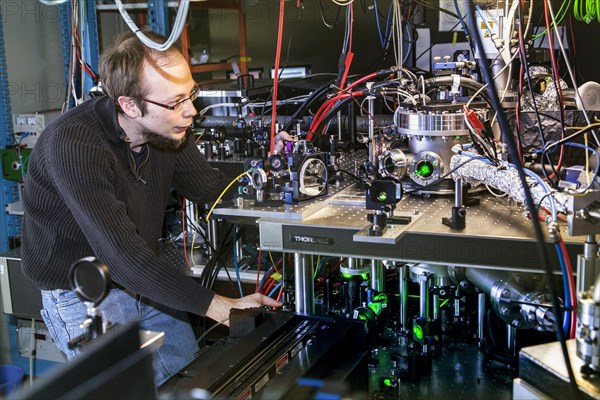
205;293;282;326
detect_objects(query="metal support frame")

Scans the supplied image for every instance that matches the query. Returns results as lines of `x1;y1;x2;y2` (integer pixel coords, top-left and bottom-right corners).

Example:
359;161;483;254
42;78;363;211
294;253;314;314
0;8;19;252
147;0;169;35
419;273;429;319
59;3;71;87
82;1;99;95
370;259;384;292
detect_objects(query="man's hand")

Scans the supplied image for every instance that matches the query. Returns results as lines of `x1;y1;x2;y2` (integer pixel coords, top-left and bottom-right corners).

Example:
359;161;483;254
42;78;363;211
205;293;282;326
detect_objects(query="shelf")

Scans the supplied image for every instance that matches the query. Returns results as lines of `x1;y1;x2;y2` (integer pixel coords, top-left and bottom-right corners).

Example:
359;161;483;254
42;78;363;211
190;62;233;74
181;0;247;78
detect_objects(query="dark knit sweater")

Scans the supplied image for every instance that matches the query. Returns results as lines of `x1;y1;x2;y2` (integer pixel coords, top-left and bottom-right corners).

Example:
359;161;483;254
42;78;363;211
22;96;227;316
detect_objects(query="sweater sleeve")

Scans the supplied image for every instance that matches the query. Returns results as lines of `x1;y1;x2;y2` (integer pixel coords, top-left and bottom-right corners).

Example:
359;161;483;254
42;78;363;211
45;126;216;316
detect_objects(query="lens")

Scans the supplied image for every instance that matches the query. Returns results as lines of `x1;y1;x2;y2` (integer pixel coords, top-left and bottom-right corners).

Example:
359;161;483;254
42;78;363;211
415;160;434;178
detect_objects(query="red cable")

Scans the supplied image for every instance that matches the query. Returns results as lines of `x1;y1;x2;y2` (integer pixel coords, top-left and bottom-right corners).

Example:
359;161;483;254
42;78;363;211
568;15;577;81
515;64;524;164
307;72;377;139
338;4;354;90
269;0;286;155
263;278;276;295
559;239;577;338
307;90;364;140
543;0;565;176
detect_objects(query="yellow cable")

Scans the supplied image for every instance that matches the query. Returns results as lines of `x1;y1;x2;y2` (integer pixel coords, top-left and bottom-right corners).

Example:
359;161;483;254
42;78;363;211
206;169;251;222
269;251;280;274
314;255;321;278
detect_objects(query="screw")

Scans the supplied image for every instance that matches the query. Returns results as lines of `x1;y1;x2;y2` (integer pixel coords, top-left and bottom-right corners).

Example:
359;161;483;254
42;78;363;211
512;319;522;328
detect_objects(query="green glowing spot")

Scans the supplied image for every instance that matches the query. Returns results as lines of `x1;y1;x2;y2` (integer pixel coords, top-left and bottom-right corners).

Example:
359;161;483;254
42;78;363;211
377;191;388;202
368;302;382;315
342;272;352;279
413;324;424;340
358;313;368;321
415;160;434;178
383;378;392;387
374;293;388;303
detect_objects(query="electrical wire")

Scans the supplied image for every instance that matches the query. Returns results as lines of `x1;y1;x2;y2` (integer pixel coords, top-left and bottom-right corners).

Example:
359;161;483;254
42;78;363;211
268;282;283;298
546;0;600;146
542;142;600;194
559;238;577;339
233;225;244;298
574;0;600;23
466;2;580;395
555;243;571;337
114;0;189;51
255;250;263;293
206;169;252;222
269;0;286;155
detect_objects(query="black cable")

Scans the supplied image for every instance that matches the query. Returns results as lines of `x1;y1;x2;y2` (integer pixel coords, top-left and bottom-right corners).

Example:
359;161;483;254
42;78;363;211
337;168;362;182
317;0;342;29
185;214;217;255
412;0;459;19
424;75;495;107
199;223;234;288
414;21;461;63
282;80;335;132
311;95;356;138
518;2;558;184
466;2;580;397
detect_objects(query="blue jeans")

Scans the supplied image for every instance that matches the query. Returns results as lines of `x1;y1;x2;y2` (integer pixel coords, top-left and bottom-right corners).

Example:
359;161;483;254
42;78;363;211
41;288;199;386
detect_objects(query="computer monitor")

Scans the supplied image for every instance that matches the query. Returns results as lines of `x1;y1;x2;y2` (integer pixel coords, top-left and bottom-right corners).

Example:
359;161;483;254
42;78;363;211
269;65;311;79
227;68;263;80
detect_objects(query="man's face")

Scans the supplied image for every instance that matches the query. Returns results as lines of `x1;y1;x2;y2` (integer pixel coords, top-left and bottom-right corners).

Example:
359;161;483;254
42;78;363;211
137;54;197;150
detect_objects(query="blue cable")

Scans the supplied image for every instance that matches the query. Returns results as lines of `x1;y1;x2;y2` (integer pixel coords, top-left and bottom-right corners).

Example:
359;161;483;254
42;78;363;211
373;0;385;48
257;265;275;293
556;243;570;336
233;225;244;297
342;5;351;54
268;282;282;299
475;5;495;37
563;142;600;193
383;2;393;47
453;0;469;36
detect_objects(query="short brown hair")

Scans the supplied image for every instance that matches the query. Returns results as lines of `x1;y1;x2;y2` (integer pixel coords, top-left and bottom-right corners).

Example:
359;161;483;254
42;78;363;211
99;30;181;111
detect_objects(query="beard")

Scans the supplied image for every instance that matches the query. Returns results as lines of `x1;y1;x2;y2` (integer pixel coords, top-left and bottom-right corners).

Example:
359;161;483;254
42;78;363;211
142;127;191;151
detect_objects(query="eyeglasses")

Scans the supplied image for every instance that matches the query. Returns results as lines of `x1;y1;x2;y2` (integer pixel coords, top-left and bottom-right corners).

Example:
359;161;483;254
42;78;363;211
142;85;200;111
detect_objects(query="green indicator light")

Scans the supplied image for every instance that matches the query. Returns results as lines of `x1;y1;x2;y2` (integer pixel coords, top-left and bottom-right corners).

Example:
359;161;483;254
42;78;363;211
377;191;388;202
361;273;369;280
358;313;368;321
383;378;392;387
415;160;434;178
413;324;424;340
342;272;352;279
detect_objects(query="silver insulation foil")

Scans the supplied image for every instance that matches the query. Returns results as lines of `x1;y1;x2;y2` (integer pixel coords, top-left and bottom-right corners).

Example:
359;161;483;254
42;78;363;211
450;154;568;214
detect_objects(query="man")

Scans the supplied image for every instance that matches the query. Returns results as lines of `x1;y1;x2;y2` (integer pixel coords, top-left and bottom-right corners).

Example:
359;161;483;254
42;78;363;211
21;30;280;386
